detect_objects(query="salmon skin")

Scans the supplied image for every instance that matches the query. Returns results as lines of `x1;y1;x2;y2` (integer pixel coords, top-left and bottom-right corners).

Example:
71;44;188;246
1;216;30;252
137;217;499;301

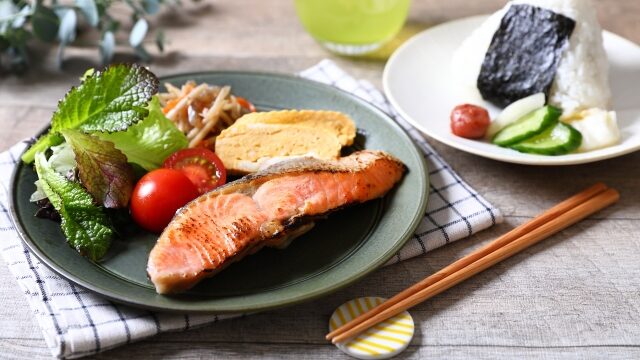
147;150;406;294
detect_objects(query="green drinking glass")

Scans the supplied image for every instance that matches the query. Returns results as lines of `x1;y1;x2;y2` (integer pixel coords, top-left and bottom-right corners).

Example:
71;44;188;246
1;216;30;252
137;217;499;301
294;0;411;55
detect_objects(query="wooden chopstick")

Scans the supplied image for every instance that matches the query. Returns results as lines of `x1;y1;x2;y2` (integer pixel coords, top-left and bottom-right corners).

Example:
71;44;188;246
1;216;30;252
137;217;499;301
329;184;618;344
326;183;607;341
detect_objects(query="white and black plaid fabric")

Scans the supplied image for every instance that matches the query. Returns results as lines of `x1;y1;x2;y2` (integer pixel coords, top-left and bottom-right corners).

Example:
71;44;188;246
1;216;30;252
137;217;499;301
0;60;501;359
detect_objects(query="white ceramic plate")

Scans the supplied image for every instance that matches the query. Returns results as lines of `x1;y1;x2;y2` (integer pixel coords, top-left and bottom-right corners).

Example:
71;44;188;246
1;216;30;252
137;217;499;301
383;15;640;165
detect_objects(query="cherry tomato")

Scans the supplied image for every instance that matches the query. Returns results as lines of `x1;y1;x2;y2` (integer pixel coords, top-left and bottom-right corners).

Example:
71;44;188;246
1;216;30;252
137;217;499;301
130;169;199;233
450;104;490;139
163;148;227;194
236;96;256;112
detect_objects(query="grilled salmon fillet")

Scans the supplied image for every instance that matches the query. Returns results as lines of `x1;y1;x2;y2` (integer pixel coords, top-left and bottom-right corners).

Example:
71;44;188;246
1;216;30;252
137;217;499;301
147;150;406;294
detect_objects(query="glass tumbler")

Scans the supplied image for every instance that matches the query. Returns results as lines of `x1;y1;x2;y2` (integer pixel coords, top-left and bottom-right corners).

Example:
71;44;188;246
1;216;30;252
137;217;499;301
294;0;411;55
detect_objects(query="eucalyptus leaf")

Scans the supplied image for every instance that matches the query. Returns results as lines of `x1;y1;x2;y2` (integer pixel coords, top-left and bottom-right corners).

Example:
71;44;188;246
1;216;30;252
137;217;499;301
0;1;17;33
94;0;106;17
58;9;77;44
134;44;150;62
55;9;76;68
100;30;115;65
155;29;164;52
4;46;29;74
0;1;16;19
75;0;98;27
1;0;178;74
128;17;148;47
56;43;65;68
126;0;144;17
0;36;8;51
143;0;160;15
12;5;30;29
32;4;59;43
4;27;31;47
106;19;120;33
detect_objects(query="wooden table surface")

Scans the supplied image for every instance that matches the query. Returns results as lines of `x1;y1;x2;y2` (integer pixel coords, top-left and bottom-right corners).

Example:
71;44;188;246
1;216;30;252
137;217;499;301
2;0;640;358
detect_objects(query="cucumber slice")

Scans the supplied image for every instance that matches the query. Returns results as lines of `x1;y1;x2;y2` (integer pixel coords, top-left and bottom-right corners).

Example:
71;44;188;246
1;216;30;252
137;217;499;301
492;105;561;146
486;93;546;138
510;122;582;155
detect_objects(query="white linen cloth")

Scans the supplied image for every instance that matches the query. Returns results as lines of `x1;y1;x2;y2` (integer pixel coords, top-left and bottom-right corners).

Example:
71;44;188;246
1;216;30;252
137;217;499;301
0;60;502;359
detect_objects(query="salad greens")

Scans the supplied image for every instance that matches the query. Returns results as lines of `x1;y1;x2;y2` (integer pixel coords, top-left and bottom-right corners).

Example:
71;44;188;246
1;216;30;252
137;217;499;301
22;64;159;163
30;143;76;203
24;63;186;261
97;97;188;171
34;153;113;261
62;130;135;209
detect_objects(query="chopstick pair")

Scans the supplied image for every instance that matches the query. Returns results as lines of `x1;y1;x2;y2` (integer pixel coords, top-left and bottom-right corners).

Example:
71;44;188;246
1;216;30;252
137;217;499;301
326;183;619;344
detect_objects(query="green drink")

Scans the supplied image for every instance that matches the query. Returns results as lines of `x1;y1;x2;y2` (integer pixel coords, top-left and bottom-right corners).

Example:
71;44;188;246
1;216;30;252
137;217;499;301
294;0;411;55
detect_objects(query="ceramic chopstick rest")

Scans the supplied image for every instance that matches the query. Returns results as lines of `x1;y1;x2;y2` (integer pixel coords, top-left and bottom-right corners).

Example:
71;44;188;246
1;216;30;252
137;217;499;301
329;297;414;359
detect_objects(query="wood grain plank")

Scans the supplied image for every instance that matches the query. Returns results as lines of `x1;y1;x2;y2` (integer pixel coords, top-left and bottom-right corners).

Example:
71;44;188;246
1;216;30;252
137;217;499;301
2;0;640;359
92;343;640;360
3;338;640;360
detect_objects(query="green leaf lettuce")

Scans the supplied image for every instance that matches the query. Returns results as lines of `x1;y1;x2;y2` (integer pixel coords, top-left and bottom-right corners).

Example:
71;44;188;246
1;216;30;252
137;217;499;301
22;64;159;163
30;143;76;202
34;152;114;261
97;96;188;170
52;63;158;132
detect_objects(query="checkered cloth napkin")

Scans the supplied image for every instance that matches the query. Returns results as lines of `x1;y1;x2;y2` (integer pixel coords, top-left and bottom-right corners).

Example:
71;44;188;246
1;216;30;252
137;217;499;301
0;60;502;359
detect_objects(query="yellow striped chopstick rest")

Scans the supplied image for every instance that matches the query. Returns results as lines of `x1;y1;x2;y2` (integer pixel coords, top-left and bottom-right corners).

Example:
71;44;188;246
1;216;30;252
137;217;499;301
329;297;414;359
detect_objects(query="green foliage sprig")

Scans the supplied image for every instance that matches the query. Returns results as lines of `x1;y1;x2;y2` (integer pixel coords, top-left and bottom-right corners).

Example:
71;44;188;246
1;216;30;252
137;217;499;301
0;0;172;74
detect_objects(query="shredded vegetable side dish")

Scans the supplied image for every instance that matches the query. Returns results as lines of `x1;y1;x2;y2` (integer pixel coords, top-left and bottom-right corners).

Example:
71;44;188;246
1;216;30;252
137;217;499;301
159;81;256;148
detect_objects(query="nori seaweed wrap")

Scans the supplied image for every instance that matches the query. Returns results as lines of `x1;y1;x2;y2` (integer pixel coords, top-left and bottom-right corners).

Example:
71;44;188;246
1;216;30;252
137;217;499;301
477;4;576;108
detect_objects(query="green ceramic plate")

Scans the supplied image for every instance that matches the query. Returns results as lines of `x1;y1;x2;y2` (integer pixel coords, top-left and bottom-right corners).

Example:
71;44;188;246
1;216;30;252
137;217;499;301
10;71;428;313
